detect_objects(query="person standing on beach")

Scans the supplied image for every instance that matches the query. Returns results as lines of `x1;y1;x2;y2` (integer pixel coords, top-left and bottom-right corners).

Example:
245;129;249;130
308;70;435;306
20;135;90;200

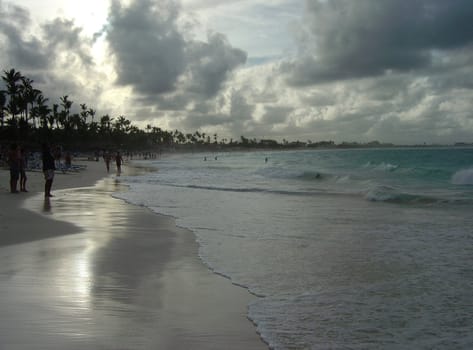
115;151;123;175
7;143;20;193
19;147;28;192
42;143;56;197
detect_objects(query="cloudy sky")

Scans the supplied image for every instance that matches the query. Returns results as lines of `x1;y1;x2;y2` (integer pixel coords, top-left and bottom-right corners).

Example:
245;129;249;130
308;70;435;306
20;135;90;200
1;0;473;144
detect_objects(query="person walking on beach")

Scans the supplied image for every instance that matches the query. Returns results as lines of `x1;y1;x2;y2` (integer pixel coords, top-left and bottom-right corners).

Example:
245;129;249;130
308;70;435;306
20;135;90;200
42;143;56;197
19;147;28;192
115;151;123;175
7;143;20;193
103;150;111;173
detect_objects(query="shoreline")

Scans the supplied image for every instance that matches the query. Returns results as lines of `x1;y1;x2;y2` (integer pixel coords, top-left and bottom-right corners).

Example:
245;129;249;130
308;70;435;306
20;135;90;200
0;159;108;247
0;160;268;349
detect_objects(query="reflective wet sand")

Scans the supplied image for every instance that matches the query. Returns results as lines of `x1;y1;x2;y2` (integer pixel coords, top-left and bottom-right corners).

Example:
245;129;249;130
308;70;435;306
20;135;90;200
0;174;266;349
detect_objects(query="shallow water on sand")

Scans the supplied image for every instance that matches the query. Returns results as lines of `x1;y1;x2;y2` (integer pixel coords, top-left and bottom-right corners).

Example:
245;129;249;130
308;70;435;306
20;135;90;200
1;179;265;349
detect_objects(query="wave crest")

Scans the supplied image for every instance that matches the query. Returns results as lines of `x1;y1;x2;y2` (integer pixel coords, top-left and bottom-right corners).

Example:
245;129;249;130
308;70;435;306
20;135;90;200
451;168;473;185
364;161;399;172
364;186;438;204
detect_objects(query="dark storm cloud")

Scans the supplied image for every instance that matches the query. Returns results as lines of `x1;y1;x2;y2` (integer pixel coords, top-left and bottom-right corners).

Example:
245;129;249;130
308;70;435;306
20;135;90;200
186;32;247;97
0;2;95;76
0;2;94;72
0;2;49;69
106;0;246;105
107;0;186;94
283;0;473;85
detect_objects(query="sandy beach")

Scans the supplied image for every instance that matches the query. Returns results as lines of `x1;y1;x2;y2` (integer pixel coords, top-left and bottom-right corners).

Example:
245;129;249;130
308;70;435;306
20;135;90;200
0;159;267;349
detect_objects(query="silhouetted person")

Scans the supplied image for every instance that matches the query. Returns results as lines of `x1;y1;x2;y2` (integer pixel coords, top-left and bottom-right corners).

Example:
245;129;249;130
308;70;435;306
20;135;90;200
7;143;20;193
115;151;123;175
19;147;28;192
103;150;111;173
42;143;56;197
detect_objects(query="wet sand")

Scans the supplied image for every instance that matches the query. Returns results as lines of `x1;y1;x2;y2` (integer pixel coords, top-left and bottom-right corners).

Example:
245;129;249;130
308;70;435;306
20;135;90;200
0;160;267;349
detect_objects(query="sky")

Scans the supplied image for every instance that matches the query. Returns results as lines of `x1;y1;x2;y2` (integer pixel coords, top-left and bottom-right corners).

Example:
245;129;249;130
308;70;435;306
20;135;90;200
1;0;473;145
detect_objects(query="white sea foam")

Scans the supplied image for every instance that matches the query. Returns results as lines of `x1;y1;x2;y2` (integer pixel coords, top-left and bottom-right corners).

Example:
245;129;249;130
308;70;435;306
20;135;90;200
451;168;473;185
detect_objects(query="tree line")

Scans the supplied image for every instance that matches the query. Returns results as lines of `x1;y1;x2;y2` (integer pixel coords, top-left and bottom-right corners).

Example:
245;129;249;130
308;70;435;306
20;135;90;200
0;68;187;151
1;68;288;151
4;68;374;152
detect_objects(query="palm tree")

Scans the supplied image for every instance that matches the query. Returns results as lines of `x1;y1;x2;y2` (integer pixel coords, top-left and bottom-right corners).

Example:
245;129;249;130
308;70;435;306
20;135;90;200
163;130;174;146
172;129;185;144
80;103;88;125
88;121;99;136
2;69;23;122
35;94;51;130
0;91;6;129
185;133;193;144
52;104;59;129
99;114;113;135
88;108;95;124
60;95;73;129
70;113;82;131
153;129;161;145
60;95;73;113
114;115;131;134
19;77;40;127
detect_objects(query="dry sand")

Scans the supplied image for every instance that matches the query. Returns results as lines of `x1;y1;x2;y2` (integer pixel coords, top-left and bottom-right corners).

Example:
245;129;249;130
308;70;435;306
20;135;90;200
0;159;267;349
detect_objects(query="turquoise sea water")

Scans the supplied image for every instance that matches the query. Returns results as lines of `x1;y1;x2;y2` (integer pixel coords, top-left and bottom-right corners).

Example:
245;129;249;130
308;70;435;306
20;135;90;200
115;147;473;349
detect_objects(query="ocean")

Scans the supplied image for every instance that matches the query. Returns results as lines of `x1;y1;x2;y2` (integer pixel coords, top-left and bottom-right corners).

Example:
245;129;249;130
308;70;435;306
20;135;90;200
114;147;473;349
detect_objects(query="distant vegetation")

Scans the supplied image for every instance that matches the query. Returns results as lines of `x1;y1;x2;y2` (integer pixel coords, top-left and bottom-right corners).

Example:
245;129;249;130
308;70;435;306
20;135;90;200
2;68;463;152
